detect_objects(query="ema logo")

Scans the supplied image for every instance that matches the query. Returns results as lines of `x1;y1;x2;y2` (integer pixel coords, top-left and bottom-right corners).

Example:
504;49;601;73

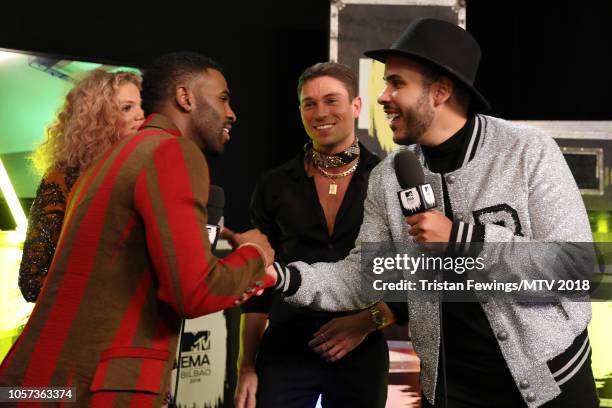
179;331;212;372
181;331;211;352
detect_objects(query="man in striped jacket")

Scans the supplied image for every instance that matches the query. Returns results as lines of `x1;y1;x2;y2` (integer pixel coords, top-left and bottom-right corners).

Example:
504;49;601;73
0;52;276;407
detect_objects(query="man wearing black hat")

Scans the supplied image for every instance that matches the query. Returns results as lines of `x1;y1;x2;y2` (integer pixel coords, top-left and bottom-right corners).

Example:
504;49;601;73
269;18;598;408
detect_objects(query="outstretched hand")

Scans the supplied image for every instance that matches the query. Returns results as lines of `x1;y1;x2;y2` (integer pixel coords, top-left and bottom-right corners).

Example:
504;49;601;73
221;227;275;267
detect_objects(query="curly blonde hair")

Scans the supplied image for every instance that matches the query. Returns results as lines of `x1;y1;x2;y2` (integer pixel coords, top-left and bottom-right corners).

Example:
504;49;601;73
32;69;142;175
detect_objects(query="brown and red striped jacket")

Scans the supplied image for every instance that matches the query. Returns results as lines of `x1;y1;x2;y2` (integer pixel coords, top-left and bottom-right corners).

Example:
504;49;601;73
0;114;272;407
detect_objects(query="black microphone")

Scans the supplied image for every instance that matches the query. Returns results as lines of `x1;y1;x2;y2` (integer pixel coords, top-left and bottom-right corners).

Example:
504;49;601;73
173;185;225;404
395;150;451;407
206;185;224;249
207;185;225;225
394;150;436;215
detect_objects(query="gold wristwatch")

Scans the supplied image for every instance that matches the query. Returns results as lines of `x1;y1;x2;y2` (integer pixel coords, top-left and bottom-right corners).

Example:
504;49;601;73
368;304;386;330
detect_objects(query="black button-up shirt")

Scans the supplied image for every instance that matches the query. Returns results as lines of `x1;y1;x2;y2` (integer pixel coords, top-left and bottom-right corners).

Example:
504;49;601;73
243;143;407;326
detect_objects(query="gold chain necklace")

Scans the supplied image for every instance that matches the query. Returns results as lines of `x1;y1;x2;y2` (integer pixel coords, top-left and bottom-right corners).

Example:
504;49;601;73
315;157;359;195
309;139;360;168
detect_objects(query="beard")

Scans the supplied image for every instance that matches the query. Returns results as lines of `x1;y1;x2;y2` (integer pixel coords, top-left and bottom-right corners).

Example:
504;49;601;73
394;86;435;146
193;97;225;156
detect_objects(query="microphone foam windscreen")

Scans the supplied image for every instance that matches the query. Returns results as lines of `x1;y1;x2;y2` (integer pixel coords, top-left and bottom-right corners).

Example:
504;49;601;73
207;185;225;225
394;150;425;189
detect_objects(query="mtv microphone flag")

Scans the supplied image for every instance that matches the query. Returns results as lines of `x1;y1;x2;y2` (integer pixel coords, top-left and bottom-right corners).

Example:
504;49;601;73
393;150;437;216
397;184;436;216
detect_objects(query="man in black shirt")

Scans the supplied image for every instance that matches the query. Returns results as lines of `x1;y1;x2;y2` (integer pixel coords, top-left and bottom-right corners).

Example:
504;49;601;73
235;62;407;408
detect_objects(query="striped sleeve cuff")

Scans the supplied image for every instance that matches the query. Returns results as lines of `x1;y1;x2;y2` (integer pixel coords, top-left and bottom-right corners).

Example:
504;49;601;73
448;221;485;256
272;262;301;297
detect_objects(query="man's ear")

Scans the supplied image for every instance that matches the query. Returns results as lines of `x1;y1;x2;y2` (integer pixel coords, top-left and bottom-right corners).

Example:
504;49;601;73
352;95;362;118
432;76;453;107
175;86;193;112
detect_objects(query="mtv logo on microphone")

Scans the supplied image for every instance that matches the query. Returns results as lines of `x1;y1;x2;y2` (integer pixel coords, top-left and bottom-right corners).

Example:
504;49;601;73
398;187;422;215
398;184;437;216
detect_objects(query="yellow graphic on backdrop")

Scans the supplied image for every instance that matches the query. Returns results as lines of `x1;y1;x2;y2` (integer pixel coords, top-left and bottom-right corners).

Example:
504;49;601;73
368;60;399;154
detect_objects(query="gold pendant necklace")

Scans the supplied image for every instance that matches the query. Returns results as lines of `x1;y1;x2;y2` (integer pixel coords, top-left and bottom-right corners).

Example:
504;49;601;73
328;182;338;195
315;158;359;195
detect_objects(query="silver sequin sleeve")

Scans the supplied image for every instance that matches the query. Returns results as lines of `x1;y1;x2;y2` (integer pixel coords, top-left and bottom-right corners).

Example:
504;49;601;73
285;159;392;311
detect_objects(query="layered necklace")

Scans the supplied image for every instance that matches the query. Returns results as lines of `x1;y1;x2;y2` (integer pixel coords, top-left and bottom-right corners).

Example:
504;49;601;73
307;139;360;195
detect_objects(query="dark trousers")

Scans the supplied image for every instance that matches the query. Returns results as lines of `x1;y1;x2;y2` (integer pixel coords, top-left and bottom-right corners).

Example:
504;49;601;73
255;325;389;408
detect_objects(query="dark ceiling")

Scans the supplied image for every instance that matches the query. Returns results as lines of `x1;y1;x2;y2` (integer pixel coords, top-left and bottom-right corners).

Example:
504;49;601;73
2;0;610;230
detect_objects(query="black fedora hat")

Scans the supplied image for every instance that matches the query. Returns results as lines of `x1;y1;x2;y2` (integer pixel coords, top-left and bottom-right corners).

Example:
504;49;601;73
364;18;490;112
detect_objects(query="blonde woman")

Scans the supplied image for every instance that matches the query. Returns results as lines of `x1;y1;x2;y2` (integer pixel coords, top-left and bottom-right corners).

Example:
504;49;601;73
19;69;144;302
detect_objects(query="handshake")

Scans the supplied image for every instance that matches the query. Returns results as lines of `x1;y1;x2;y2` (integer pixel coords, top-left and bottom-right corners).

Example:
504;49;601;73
220;227;296;295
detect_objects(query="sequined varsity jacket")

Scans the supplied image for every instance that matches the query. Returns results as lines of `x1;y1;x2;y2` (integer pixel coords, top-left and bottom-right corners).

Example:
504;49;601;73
282;114;593;408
